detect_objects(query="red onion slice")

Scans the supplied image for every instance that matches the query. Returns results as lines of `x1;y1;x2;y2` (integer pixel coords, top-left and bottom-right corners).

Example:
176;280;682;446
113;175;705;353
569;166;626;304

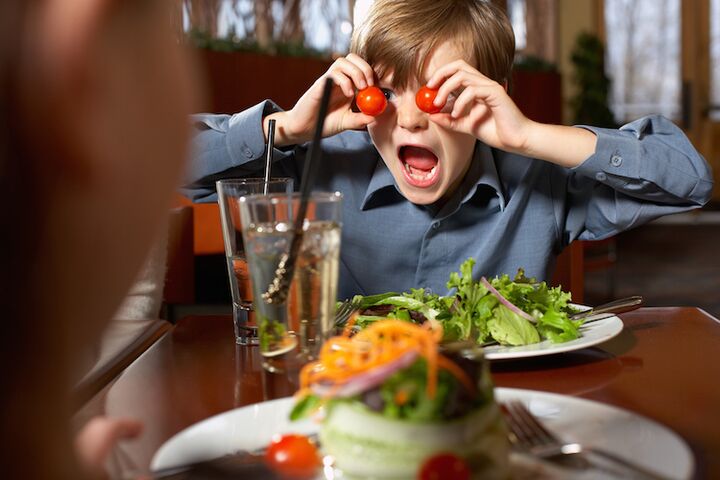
480;276;536;323
311;350;418;398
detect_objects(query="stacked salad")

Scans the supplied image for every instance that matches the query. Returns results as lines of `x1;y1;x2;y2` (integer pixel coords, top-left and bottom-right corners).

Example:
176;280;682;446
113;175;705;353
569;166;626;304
291;319;509;479
343;258;582;346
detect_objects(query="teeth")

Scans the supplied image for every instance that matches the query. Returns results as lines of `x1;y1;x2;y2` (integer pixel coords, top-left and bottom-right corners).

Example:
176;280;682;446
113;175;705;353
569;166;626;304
404;164;437;180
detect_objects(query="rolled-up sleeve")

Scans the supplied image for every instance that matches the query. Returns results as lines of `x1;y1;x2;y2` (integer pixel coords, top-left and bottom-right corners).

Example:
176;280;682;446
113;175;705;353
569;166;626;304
566;115;713;241
181;101;285;202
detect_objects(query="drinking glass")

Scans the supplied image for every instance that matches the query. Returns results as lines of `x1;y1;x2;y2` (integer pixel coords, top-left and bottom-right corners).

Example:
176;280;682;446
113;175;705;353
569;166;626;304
239;192;342;373
216;178;294;345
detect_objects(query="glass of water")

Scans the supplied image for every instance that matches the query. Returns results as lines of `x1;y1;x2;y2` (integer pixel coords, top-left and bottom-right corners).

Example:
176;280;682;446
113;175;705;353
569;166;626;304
239;191;342;373
216;178;294;345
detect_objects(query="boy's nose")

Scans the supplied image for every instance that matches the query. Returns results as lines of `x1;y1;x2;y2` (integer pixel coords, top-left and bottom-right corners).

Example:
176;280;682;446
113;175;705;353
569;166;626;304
396;94;428;131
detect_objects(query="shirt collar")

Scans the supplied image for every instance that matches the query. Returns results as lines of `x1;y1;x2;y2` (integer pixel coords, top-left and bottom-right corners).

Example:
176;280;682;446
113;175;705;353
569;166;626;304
463;143;507;211
361;142;507;211
361;154;403;210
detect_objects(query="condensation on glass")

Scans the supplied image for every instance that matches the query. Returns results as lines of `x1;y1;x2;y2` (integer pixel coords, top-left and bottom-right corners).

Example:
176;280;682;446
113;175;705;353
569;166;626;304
604;0;681;124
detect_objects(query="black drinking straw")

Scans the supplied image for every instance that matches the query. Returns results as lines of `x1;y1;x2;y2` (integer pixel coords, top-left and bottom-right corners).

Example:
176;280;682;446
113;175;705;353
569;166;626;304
262;78;334;304
263;119;275;194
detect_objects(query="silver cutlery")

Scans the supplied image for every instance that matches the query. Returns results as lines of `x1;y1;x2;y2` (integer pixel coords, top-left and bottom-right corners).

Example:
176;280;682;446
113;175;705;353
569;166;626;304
333;298;360;327
502;400;670;480
570;295;644;322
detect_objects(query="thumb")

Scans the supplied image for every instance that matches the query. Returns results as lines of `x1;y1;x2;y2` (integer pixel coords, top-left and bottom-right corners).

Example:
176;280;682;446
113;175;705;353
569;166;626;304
339;112;376;132
428;113;459;131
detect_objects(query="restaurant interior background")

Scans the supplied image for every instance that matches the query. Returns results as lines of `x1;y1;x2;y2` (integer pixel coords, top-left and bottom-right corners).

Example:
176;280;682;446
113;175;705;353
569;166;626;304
164;0;720;322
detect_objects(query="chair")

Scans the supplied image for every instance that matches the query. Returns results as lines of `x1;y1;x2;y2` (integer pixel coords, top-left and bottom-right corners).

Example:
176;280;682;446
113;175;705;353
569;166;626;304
551;237;619;305
162;205;195;320
582;237;617;300
551;241;585;304
72;207;195;410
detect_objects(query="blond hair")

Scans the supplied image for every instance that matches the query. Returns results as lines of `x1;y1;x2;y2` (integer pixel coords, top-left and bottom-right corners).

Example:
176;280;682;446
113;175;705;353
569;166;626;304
351;0;515;88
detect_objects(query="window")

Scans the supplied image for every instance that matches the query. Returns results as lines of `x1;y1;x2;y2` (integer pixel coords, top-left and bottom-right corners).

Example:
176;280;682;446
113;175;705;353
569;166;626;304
508;0;527;51
182;0;353;55
507;0;557;65
604;0;681;123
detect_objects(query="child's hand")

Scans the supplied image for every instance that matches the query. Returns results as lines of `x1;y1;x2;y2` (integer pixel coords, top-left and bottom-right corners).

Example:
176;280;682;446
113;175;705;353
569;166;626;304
75;416;143;479
267;54;378;146
425;60;533;154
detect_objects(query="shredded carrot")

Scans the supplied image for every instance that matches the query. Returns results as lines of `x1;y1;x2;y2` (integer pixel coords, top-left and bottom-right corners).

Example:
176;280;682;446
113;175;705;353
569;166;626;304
341;313;357;337
299;319;471;401
394;389;410;406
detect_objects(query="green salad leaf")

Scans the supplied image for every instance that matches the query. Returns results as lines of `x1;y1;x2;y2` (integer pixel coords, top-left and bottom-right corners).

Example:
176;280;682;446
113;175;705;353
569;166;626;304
344;258;582;346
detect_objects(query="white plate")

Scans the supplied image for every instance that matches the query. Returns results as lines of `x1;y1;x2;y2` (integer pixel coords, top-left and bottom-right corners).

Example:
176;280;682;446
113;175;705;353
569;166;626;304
151;388;693;480
483;314;624;361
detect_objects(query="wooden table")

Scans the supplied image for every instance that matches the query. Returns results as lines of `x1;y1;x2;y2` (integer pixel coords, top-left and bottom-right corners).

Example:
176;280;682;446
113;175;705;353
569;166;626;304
95;307;720;479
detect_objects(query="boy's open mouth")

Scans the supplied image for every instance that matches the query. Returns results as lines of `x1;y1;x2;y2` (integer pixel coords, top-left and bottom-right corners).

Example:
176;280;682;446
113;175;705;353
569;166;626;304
398;145;439;188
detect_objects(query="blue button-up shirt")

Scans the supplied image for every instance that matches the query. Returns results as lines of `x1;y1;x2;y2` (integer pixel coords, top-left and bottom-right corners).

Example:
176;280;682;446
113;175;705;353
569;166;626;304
184;101;713;300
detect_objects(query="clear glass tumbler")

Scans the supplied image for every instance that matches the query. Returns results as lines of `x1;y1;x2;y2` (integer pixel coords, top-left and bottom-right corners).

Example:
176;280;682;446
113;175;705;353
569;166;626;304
239;191;342;373
216;178;294;345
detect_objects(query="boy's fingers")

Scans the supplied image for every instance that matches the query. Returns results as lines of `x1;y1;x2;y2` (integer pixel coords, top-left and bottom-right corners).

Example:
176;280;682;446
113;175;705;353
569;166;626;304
451;86;494;118
333;57;369;90
327;71;356;97
426;59;479;88
432;71;475;106
345;53;376;86
437;70;499;103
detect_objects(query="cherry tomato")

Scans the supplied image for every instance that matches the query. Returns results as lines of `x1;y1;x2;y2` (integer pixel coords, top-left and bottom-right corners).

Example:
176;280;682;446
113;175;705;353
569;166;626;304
415;86;442;114
356;86;387;116
418;452;471;480
265;433;320;479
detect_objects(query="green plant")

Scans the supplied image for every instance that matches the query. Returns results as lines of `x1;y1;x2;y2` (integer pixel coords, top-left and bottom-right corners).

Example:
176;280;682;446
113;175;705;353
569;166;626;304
186;29;329;58
513;54;557;72
570;32;618;128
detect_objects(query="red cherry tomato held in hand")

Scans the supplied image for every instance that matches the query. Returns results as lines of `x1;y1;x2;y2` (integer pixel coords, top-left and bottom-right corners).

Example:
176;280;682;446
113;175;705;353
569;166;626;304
356;86;387;116
415;86;443;114
265;433;320;479
418;452;471;480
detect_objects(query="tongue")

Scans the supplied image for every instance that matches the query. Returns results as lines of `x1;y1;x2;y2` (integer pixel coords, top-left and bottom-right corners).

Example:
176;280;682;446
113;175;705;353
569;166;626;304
402;146;438;171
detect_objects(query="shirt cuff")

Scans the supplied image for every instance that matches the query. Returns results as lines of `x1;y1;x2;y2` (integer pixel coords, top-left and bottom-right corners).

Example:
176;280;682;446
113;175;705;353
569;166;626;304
225;100;283;166
571;126;640;183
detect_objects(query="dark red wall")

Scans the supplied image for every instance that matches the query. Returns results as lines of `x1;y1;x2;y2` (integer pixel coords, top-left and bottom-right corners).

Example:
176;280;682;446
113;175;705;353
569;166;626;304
196;49;563;124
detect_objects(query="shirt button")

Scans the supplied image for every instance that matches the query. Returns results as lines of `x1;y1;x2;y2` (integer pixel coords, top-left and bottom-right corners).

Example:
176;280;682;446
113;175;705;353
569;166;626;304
596;172;607;181
432;222;440;230
610;154;623;167
243;147;253;158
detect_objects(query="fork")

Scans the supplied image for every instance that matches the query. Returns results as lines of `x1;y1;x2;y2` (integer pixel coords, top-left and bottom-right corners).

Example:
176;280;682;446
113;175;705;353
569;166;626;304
334;298;359;327
502;400;671;480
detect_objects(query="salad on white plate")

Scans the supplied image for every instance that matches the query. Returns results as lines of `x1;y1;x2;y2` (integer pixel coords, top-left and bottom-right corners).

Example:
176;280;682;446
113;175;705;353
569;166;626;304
339;258;584;347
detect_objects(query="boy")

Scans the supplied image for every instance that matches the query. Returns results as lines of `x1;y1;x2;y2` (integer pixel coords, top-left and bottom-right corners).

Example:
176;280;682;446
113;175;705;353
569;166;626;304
185;0;712;300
